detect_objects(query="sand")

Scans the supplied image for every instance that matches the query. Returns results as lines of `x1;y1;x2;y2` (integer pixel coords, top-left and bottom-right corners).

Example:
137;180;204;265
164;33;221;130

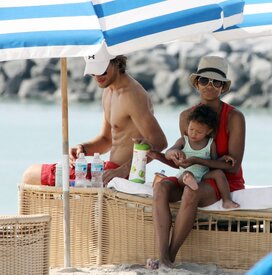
50;263;246;275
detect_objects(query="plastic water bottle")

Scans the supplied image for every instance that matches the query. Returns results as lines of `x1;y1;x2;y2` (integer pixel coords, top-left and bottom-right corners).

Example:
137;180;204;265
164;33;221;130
55;162;63;187
75;153;88;187
90;153;104;187
152;169;166;187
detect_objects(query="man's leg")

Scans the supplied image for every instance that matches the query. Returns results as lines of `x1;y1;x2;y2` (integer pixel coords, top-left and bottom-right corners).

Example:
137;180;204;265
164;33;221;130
22;164;43;185
169;182;218;262
152;179;183;267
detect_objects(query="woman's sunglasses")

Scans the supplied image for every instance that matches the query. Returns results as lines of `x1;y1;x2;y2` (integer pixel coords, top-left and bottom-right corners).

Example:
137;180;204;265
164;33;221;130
197;77;224;89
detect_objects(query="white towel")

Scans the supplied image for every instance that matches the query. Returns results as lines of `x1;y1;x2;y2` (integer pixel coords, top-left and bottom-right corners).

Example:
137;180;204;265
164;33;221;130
107;177;153;197
107;177;272;211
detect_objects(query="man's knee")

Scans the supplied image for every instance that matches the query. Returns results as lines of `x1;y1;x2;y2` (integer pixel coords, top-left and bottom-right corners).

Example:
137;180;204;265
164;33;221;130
22;164;41;185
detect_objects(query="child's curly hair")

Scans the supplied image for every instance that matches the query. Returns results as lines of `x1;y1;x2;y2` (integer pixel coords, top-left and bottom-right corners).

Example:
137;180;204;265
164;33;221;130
188;105;218;135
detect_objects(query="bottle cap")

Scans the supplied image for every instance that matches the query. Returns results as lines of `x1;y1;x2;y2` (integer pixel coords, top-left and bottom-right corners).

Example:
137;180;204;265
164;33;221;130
134;143;150;151
79;152;85;158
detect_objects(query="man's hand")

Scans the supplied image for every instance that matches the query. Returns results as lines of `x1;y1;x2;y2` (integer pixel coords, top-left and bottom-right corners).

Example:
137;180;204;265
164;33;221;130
102;166;129;185
69;144;85;167
132;138;152;149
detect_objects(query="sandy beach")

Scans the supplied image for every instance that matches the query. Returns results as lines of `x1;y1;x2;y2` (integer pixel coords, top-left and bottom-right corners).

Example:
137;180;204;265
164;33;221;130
50;263;246;275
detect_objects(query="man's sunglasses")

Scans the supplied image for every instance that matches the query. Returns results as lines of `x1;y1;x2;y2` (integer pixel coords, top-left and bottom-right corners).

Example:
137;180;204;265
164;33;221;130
91;70;108;77
197;77;224;89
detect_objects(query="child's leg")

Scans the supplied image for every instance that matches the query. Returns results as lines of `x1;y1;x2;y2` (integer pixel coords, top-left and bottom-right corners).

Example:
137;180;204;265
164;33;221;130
178;171;198;190
203;170;239;208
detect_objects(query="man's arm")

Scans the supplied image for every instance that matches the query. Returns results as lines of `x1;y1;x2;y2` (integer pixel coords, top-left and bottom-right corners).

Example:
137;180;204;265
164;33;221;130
124;86;167;152
69;113;112;165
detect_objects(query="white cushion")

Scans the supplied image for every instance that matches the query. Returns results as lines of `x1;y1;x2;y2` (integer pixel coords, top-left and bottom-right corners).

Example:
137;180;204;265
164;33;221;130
107;178;272;211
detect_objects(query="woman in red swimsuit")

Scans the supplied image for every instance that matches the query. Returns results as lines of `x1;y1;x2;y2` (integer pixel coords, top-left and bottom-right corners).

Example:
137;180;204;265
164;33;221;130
148;56;246;269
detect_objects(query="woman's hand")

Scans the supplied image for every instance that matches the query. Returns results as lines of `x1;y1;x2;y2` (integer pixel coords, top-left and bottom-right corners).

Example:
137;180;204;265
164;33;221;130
178;156;196;168
165;149;186;167
219;155;236;167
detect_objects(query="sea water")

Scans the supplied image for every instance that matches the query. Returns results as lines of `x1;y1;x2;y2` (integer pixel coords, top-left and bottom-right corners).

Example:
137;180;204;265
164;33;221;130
0;100;271;214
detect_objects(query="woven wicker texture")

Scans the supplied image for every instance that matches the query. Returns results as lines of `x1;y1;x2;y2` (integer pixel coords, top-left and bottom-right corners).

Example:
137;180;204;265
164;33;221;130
19;184;272;270
0;214;51;275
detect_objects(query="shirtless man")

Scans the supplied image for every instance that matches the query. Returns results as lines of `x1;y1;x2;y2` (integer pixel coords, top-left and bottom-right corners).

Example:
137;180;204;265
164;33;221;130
22;53;167;186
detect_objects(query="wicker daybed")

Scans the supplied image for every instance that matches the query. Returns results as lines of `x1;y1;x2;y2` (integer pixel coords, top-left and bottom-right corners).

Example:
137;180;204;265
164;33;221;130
0;214;51;275
19;183;272;270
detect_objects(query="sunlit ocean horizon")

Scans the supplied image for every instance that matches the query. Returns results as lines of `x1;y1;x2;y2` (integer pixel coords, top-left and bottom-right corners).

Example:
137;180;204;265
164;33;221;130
0;99;271;214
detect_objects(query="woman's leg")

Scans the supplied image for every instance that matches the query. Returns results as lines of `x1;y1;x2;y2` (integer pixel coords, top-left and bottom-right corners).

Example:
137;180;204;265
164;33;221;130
152;179;182;267
168;182;218;262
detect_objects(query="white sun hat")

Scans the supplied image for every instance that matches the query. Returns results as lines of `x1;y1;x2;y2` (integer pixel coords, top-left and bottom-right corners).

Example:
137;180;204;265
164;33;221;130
84;43;115;76
189;56;231;93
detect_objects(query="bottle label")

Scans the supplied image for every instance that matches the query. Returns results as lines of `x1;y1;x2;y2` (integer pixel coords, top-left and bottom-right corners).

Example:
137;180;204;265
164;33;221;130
75;163;87;173
91;163;104;172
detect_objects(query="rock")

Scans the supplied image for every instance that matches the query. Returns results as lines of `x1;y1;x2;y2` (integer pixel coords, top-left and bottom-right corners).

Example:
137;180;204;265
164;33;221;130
249;55;272;82
153;70;179;100
0;37;271;108
0;73;6;95
242;95;270;108
18;76;56;99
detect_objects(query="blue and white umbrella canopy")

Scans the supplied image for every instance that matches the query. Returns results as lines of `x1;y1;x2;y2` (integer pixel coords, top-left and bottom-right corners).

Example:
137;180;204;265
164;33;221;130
0;0;245;61
92;0;245;55
0;0;104;61
214;0;272;41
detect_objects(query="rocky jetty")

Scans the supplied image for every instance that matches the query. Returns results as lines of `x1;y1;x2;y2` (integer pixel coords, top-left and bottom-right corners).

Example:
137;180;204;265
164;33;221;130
1;37;271;108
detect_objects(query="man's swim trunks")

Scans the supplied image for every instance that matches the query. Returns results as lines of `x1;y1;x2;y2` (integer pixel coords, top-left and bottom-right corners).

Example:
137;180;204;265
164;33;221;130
41;161;119;186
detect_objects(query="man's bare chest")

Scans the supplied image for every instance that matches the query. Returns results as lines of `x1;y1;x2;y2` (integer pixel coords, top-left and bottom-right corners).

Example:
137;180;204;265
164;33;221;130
104;95;130;130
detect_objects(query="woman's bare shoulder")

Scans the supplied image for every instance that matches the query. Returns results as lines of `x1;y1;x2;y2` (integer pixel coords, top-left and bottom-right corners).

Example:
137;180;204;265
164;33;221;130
228;107;246;130
229;107;245;122
179;107;191;120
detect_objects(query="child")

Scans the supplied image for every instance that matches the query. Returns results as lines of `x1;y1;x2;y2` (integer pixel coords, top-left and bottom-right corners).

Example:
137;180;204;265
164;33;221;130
165;105;239;209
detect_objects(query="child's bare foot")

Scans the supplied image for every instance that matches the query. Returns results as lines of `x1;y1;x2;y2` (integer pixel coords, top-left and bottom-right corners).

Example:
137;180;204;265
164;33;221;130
223;199;240;209
183;173;198;190
146;258;159;269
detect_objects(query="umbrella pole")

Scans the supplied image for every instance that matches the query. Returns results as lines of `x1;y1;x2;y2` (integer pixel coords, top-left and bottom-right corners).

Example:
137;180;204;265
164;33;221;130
58;59;81;273
61;57;71;268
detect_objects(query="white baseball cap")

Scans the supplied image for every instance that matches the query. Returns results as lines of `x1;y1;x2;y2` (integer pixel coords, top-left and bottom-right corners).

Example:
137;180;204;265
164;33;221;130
84;44;115;76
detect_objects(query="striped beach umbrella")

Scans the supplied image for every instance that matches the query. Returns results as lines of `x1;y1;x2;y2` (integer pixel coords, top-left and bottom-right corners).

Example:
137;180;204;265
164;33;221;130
0;0;245;270
92;0;245;55
214;0;272;41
